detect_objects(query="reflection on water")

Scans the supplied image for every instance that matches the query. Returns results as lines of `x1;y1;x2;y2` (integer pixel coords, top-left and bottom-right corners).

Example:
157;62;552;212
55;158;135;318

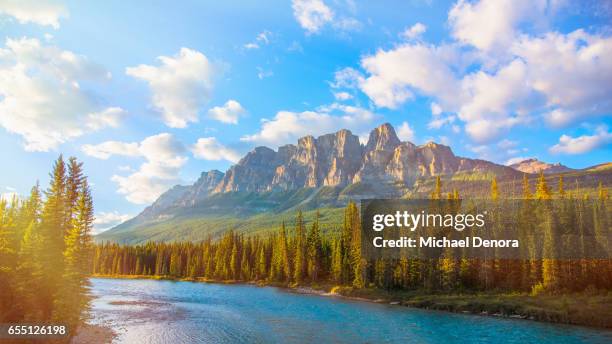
88;278;611;344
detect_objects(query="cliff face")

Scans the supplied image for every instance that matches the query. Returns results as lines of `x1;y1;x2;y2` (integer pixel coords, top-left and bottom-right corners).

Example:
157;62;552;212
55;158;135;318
211;123;500;193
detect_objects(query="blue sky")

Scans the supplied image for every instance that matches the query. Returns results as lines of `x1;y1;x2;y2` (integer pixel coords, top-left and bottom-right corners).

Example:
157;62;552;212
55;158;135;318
0;0;610;231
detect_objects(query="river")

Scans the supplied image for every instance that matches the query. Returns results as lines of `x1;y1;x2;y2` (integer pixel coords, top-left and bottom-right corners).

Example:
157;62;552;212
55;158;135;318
87;278;611;343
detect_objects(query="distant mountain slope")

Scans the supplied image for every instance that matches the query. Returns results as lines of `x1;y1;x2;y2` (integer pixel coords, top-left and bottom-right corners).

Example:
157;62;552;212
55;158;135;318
97;123;610;244
509;158;574;174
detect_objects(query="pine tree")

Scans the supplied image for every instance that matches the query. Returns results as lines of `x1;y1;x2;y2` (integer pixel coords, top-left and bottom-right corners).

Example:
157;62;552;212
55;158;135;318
491;177;499;201
54;177;94;327
293;211;306;284
431;176;442;200
535;171;552;200
558;175;565;198
307;212;323;282
598;181;608;200
522;174;532;199
39;155;67;319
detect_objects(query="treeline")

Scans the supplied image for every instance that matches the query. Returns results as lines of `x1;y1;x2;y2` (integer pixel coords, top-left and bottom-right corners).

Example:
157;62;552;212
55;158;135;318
0;156;93;336
93;173;610;294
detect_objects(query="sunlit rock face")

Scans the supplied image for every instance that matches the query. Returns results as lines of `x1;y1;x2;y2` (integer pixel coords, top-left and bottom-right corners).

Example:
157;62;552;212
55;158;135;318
509;158;574;174
212;122;520;193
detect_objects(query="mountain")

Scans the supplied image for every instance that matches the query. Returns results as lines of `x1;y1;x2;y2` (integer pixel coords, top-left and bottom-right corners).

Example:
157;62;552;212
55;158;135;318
97;123;610;244
509;158;574;174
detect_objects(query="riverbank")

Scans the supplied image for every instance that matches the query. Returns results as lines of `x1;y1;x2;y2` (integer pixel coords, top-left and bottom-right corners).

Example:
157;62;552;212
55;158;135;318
91;274;611;329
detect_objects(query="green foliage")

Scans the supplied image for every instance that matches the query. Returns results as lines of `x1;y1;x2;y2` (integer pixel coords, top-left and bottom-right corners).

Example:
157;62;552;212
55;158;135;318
0;156;93;338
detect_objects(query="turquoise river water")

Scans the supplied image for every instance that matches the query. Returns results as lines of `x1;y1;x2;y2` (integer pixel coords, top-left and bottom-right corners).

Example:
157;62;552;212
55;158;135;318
88;278;611;343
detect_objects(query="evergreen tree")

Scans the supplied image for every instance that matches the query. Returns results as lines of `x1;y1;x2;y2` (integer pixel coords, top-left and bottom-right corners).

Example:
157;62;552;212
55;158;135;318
307;212;323;282
522;174;532;199
431;176;442;200
558;175;565;198
491;177;499;201
535;171;552;200
293;211;306;284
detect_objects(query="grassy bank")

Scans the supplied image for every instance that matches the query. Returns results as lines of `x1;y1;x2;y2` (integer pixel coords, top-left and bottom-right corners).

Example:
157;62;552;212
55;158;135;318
91;274;612;329
331;287;612;329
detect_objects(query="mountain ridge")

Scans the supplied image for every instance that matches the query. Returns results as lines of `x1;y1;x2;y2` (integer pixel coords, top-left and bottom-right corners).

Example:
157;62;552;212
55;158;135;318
98;123;610;243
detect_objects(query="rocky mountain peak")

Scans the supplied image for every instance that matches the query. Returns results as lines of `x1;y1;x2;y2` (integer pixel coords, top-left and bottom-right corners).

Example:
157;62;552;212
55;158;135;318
365;123;400;153
509;158;574;174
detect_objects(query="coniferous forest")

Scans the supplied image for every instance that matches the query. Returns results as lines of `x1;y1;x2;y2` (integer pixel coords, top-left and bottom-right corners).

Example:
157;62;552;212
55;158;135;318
0;156;93;338
92;174;611;295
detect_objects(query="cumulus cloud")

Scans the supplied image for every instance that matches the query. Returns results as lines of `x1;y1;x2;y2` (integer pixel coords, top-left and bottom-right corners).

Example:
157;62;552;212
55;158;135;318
93;211;133;234
549;126;612;155
333;91;353;101
359;43;460;109
241;104;379;147
345;0;612;143
0;0;68;29
0;37;125;151
126;48;217;128
397;122;415;142
402;23;426;40
208;100;246;124
83;133;188;204
449;0;547;52
292;0;334;34
191;137;241;163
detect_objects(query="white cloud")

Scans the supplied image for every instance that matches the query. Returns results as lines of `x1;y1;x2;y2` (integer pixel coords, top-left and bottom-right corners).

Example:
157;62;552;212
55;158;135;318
244;30;272;50
333;91;353;101
397;122;415;142
0;37;124;151
82;141;140;160
0;0;68;29
191;137;241;163
348;1;612;143
402;23;426;40
126;48;217;128
448;0;547;52
359;43;460;109
549;126;612;155
430;102;442;116
241;104;379;147
331;67;364;89
85;107;128;131
292;0;334;34
515;30;612;127
428;115;456;130
93;211;133;234
208;100;246;124
83;133;188;204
